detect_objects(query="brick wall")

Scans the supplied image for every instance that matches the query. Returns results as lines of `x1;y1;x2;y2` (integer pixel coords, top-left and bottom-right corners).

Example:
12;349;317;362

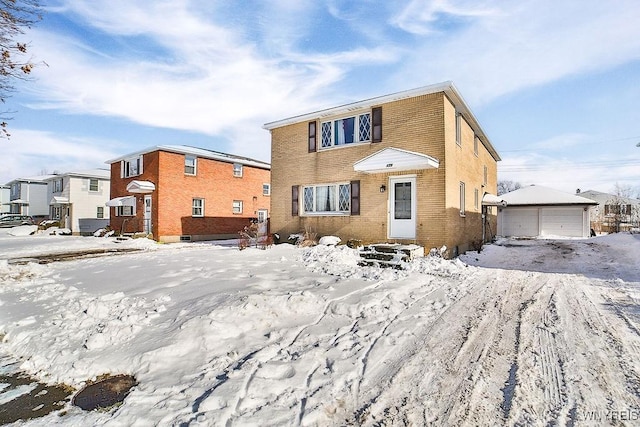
268;90;499;256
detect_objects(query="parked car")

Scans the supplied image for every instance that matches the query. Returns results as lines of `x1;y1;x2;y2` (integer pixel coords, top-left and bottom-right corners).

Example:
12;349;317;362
0;215;35;228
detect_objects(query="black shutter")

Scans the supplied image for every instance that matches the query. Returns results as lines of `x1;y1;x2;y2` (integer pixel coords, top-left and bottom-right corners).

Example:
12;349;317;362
372;107;382;143
292;185;299;216
350;180;360;215
308;121;317;152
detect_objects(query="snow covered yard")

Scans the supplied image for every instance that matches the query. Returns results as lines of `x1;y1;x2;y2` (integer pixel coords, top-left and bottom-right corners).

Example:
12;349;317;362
1;228;640;426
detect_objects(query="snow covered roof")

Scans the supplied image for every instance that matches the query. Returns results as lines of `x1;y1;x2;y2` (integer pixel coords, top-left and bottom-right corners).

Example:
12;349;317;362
105;145;270;170
577;190;640;206
5;175;56;185
262;81;501;162
500;185;598;206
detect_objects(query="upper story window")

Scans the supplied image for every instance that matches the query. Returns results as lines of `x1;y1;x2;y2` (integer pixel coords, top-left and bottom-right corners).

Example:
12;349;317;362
455;112;462;146
321;113;371;149
10;183;20;199
121;156;143;178
233;163;243;177
185;155;197;175
303;183;350;214
53;178;63;193
89;178;99;192
263;183;271;196
474;135;479;156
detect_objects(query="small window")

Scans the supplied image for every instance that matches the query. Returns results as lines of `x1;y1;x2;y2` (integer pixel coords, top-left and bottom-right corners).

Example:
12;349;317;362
89;178;99;192
455;112;462;146
263;183;271;196
474;188;479;210
474;136;479;156
483;165;488;186
232;200;243;214
53;178;63;193
233;163;243;177
97;206;104;218
192;198;204;217
459;182;466;216
185;155;197;175
116;206;135;216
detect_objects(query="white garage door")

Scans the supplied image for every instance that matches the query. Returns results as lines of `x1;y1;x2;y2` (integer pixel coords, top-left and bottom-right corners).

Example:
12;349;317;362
540;207;584;237
500;208;539;237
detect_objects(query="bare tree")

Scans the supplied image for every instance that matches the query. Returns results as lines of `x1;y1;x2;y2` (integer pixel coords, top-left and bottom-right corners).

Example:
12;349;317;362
1;0;43;137
497;180;522;196
605;183;637;233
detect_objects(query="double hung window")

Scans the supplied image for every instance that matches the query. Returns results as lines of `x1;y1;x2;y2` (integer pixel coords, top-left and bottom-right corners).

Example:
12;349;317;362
89;178;99;192
192;198;204;217
185;155;197;175
122;156;143;178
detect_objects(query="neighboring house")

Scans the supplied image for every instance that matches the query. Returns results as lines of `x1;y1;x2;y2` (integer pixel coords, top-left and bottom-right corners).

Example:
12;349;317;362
44;169;111;235
263;81;501;257
105;145;271;242
0;186;9;214
577;189;640;233
498;185;597;238
4;175;55;221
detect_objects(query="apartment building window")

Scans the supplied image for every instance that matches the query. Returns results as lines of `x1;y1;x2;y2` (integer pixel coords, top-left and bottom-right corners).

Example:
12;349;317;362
474;188;479;210
53;178;63;193
97;206;104;218
302;183;351;214
455;112;462;146
474;136;479;156
263;183;271;196
121;156;143;178
232;200;243;214
321;113;371;148
185;155;197;175
459;182;466;216
192;198;204;217
483;165;488;186
233;163;243;177
89;178;99;192
116;206;135;216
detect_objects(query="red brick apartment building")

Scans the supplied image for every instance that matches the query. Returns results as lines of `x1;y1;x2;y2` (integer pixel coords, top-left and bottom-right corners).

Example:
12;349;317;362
106;145;271;242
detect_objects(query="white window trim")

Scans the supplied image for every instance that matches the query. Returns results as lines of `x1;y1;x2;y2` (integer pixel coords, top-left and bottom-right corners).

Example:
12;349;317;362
232;200;243;214
301;182;351;216
455;112;462;146
185;155;197;176
89;178;99;192
459;182;466;216
116;205;135;217
97;206;104;218
320;112;372;150
192;198;204;217
263;183;271;196
233;163;243;177
121;155;143;178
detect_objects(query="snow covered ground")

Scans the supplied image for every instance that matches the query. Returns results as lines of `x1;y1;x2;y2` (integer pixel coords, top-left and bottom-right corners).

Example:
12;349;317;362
1;226;640;426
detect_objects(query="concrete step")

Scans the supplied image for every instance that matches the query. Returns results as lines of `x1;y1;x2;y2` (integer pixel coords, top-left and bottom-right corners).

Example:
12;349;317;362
358;243;424;269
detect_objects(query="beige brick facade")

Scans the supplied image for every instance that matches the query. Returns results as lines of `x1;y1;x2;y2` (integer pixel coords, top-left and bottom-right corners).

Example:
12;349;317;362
265;83;499;257
108;147;271;242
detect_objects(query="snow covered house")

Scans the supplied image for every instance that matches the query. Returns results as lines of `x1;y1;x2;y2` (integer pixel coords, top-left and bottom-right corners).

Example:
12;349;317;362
106;145;271;242
498;185;598;238
4;175;54;221
263;81;501;257
44;169;111;235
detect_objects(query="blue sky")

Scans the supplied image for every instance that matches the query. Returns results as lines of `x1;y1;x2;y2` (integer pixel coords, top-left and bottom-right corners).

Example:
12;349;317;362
3;0;640;195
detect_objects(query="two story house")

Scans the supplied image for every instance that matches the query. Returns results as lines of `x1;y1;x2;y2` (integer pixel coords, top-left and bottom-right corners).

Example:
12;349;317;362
44;169;111;235
4;175;54;221
106;145;271;242
263;81;501;257
577;189;640;233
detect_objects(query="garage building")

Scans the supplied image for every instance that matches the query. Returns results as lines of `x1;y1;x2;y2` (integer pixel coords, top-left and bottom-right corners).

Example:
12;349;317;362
498;185;597;238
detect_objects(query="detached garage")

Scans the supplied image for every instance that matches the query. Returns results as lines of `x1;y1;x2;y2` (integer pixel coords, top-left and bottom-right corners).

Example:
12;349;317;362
498;185;597;238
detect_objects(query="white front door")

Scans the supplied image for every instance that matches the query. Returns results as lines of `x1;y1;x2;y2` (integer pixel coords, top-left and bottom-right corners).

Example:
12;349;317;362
389;176;417;239
143;195;152;235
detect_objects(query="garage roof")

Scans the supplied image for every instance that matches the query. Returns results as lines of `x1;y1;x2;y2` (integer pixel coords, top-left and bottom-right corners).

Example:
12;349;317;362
501;185;598;206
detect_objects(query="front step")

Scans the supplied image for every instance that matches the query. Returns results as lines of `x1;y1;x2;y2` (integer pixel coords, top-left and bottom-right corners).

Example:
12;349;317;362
358;243;424;269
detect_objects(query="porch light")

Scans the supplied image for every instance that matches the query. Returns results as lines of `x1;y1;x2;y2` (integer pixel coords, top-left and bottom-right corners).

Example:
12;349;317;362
380;184;386;193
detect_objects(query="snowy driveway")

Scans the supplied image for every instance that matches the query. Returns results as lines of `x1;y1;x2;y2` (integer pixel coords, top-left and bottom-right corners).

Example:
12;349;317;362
1;233;640;426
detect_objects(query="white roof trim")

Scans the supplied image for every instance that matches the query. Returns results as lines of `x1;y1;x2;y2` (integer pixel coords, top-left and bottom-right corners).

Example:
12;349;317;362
105;196;136;207
127;180;155;194
6;199;29;204
353;148;439;174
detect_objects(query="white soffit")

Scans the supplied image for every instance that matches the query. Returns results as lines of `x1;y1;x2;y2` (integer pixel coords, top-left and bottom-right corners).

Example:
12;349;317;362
126;180;155;194
105;196;136;207
353;148;439;174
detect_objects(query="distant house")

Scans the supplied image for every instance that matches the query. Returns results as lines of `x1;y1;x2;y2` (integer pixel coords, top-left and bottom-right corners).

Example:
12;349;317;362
0;186;9;214
105;145;271;242
263;81;501;257
498;185;597;238
577;189;640;233
4;175;55;221
44;169;111;235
